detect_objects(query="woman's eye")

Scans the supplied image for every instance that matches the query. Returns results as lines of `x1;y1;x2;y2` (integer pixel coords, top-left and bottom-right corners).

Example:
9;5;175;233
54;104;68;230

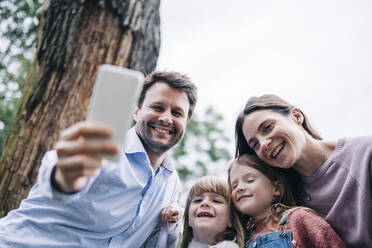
252;142;258;150
263;122;273;132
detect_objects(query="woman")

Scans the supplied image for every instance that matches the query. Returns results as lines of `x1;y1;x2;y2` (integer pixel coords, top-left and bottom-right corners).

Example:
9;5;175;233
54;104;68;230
234;94;371;248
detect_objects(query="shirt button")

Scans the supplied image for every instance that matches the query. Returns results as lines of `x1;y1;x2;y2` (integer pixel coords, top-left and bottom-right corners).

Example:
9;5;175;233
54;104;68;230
132;224;136;230
253;241;257;247
307;195;311;201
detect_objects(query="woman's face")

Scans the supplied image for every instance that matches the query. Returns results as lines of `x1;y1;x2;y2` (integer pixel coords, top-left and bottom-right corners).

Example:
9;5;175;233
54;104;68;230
241;109;306;169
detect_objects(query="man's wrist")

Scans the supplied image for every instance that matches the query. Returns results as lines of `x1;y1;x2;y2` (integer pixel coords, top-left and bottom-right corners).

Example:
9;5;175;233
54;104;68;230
51;166;78;194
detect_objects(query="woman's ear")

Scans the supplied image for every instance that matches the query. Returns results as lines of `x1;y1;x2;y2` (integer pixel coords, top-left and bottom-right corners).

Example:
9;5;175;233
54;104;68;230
291;108;304;125
273;180;283;197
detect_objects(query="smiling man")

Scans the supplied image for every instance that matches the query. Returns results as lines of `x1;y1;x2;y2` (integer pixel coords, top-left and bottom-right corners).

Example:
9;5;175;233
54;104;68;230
0;71;197;248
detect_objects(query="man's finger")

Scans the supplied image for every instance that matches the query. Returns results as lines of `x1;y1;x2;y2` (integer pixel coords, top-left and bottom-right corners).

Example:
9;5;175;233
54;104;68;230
60;122;113;141
55;140;119;157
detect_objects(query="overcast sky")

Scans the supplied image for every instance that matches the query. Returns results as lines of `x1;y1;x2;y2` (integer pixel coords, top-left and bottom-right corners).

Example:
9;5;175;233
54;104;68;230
157;0;372;151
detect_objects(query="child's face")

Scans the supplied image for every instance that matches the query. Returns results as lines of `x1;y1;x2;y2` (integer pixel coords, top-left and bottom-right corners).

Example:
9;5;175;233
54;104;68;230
189;192;230;242
230;164;281;221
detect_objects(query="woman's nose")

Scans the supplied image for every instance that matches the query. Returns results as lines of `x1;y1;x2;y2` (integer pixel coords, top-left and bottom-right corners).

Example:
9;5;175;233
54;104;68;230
259;137;272;154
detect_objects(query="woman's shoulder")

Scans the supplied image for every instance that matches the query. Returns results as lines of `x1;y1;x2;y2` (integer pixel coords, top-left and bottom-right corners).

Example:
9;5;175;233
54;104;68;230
339;136;372;149
210;240;239;248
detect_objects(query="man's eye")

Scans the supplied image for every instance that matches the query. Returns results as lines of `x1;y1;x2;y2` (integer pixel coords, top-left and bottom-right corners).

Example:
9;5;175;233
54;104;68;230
152;106;163;111
172;111;182;117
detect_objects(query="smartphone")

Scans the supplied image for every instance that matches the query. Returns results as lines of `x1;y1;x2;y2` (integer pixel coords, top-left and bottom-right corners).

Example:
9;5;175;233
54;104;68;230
86;64;144;161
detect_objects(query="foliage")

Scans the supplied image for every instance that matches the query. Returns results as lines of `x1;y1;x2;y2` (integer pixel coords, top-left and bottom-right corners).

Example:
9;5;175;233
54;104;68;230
173;107;232;181
0;1;232;186
0;0;42;154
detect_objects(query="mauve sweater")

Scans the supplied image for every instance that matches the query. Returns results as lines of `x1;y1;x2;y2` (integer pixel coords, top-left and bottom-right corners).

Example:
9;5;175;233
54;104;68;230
300;136;372;248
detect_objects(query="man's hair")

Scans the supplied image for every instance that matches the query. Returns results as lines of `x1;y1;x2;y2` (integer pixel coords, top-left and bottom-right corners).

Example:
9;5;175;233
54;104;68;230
137;71;198;120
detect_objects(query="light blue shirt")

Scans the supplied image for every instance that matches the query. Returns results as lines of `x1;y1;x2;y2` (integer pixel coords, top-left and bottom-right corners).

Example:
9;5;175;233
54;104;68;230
0;127;180;247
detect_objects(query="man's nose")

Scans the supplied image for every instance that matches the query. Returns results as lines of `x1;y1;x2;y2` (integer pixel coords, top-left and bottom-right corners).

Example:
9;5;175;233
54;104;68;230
159;110;172;125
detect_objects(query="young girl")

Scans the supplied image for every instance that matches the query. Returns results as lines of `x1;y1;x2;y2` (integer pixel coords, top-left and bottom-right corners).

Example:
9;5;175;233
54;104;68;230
228;154;346;248
235;94;372;247
181;176;244;248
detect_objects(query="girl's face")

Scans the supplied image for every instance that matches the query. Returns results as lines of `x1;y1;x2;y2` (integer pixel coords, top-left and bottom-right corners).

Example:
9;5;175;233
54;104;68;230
242;109;306;169
230;164;281;221
188;192;230;243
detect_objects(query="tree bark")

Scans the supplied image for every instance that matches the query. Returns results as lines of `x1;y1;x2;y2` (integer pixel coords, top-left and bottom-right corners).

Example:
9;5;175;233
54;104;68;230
0;0;160;217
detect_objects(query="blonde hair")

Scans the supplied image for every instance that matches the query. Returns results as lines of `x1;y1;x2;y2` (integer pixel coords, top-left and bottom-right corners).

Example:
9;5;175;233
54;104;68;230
228;154;297;237
181;176;244;248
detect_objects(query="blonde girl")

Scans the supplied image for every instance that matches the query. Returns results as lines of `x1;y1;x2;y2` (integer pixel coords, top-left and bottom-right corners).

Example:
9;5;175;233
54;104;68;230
228;154;346;248
181;176;244;248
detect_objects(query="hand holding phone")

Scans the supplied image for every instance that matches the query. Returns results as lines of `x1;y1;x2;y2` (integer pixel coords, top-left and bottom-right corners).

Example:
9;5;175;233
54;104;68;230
86;64;144;160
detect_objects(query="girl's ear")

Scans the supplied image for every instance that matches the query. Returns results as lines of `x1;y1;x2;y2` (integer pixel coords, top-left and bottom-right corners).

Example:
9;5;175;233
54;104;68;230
228;219;233;228
291;108;304;125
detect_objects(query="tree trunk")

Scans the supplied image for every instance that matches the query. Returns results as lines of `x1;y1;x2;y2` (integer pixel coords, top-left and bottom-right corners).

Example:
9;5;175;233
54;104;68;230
0;0;161;217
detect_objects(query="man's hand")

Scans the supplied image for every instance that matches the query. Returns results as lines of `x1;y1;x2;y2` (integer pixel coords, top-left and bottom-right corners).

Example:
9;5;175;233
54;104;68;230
160;205;182;226
54;121;120;193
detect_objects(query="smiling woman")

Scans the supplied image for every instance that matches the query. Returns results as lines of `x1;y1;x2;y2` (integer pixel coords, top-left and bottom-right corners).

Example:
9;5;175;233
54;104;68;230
234;94;372;248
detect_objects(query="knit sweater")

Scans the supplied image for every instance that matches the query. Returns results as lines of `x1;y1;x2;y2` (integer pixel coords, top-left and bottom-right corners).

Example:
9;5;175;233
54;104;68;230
300;136;372;248
249;208;346;248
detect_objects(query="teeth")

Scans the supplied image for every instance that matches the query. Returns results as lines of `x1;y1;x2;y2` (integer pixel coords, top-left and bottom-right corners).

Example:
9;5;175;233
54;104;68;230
154;127;170;134
197;212;213;217
272;143;283;158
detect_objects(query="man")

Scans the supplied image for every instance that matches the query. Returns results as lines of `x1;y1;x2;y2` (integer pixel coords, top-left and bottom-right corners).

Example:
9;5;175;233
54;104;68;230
0;71;197;247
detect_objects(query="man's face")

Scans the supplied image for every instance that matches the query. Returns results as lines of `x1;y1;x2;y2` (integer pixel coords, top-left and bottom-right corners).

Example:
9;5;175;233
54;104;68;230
133;82;190;154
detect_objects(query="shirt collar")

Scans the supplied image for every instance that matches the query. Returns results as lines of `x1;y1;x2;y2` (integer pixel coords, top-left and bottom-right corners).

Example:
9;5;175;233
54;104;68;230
123;127;175;172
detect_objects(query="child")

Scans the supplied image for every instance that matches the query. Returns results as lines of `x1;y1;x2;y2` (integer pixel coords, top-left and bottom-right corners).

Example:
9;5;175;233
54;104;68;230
181;176;244;248
228;154;346;248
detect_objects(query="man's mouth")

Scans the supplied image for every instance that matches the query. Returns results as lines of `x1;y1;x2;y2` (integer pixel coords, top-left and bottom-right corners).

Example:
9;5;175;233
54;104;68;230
154;127;171;134
150;124;173;134
197;212;214;218
271;142;284;159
